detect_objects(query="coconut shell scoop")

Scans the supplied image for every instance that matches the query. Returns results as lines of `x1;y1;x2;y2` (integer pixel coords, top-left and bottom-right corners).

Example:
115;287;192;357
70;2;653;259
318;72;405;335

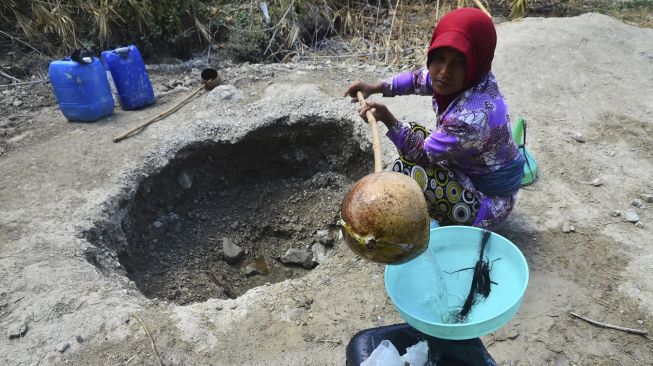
340;92;430;264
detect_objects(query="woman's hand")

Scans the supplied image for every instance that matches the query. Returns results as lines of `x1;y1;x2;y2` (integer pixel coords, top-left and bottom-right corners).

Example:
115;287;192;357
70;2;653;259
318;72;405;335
343;80;383;102
358;100;398;129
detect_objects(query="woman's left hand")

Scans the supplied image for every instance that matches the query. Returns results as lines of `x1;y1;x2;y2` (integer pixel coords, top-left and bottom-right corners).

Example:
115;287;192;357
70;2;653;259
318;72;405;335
358;100;398;129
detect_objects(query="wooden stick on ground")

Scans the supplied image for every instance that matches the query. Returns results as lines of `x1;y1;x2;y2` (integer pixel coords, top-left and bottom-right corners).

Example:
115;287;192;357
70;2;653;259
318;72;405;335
0;70;21;83
113;85;204;142
570;311;648;336
131;315;164;366
0;79;49;88
315;339;342;344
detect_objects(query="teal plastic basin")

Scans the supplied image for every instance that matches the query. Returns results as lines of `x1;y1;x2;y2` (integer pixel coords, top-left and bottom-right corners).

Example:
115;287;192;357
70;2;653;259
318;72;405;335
385;226;529;340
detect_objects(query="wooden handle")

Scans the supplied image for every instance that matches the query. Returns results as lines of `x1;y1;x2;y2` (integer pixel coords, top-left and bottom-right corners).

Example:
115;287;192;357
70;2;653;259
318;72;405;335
113;84;205;143
357;91;383;173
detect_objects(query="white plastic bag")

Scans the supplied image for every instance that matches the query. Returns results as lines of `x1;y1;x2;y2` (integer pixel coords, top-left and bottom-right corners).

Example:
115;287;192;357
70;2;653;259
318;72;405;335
402;341;429;366
360;340;430;366
360;340;403;366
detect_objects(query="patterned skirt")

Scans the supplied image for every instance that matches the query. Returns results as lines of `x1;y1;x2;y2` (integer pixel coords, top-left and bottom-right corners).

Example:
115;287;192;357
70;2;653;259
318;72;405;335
392;156;480;226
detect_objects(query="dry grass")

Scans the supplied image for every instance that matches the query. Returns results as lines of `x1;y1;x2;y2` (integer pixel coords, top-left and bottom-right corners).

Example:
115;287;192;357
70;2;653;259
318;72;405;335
0;0;445;59
0;0;211;55
5;0;645;61
509;0;529;19
604;0;653;28
260;0;532;63
260;1;440;63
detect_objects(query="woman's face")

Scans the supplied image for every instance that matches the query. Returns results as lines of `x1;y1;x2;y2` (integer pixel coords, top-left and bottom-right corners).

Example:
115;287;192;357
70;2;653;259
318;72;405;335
428;47;466;95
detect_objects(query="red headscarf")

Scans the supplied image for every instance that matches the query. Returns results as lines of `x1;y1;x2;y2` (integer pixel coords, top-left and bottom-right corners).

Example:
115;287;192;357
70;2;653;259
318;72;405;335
427;8;497;112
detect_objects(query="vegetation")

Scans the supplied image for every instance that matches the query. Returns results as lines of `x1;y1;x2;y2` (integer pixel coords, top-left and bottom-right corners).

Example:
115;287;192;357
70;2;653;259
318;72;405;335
0;0;212;58
602;0;653;28
0;1;651;61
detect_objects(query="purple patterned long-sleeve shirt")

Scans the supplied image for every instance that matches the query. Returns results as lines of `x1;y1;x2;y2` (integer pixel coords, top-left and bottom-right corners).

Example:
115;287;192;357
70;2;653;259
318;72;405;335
381;68;522;229
382;68;521;177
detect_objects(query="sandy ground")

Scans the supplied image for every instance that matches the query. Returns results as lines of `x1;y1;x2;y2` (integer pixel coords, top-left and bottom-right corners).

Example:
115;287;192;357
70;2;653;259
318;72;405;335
1;13;652;366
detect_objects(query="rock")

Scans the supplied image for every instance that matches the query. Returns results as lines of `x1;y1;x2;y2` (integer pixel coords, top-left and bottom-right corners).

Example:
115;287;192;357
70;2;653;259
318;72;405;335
151;220;165;235
164;79;182;89
312;243;328;264
591;178;602;187
562;222;570;233
572;132;586;143
562;222;573;233
220;90;234;100
75;335;84;343
280;248;315;269
166;212;180;224
172;85;190;93
635;221;645;228
637;320;644;325
166;212;182;232
244;257;269;276
554;355;569;366
56;341;70;353
229;303;238;309
177;168;194;190
208;85;242;103
8;323;28;339
230;221;239;230
222;237;243;263
624;209;640;223
12;99;22;107
243;266;259;276
610;210;622;217
192;59;205;68
631;199;645;209
316;229;334;246
641;194;653;203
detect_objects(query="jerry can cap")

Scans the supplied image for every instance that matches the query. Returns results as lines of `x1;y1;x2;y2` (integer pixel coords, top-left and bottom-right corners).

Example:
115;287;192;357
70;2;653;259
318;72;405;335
113;47;131;57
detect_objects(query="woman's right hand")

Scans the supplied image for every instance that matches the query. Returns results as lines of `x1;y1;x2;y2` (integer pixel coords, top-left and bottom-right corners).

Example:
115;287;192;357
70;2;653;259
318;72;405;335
343;80;383;102
358;100;398;129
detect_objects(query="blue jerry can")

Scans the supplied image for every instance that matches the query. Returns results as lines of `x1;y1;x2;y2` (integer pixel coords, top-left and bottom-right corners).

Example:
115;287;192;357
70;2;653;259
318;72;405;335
48;56;115;122
102;45;156;110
